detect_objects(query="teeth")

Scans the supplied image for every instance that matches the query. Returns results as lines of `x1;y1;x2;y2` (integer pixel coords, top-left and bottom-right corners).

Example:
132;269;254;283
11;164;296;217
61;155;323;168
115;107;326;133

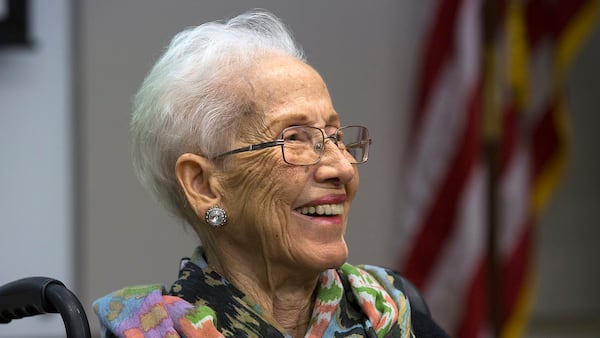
296;204;344;215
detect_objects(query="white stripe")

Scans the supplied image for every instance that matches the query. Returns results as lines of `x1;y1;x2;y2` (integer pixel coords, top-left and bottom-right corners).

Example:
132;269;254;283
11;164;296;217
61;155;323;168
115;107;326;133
424;163;487;334
399;64;470;260
398;0;483;267
498;145;531;256
527;41;553;122
401;0;485;335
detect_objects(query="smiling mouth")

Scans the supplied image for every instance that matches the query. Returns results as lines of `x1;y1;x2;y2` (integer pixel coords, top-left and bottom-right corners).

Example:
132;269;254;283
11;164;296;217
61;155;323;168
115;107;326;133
295;203;344;216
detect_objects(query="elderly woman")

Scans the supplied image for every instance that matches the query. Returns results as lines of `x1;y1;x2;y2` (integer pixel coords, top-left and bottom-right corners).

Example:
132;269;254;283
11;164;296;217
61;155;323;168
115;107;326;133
94;9;448;338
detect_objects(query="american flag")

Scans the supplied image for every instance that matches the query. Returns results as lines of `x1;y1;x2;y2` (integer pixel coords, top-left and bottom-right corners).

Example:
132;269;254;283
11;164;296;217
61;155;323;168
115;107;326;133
396;0;598;337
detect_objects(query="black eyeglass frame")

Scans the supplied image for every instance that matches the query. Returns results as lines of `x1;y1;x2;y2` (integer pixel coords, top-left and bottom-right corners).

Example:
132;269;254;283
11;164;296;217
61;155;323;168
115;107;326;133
212;125;371;166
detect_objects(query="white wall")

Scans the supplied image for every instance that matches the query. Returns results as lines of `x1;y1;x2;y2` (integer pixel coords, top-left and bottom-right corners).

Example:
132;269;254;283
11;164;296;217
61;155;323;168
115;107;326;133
0;0;72;337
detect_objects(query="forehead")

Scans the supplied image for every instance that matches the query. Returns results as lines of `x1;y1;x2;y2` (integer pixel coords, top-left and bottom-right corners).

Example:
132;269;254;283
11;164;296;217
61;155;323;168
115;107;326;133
247;54;340;130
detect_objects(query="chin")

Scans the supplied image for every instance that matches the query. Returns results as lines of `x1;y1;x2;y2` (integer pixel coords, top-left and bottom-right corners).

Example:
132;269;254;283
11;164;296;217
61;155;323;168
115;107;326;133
312;241;349;271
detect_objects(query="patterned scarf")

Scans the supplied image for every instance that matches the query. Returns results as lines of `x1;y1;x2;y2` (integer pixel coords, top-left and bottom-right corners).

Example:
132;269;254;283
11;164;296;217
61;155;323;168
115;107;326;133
94;248;413;337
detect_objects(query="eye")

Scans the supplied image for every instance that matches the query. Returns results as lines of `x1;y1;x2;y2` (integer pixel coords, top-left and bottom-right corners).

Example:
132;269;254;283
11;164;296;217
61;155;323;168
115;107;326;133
283;127;313;143
313;141;325;152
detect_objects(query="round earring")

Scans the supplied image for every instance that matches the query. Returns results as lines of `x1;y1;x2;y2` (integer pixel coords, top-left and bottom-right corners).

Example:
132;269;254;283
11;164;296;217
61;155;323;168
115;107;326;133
205;206;228;227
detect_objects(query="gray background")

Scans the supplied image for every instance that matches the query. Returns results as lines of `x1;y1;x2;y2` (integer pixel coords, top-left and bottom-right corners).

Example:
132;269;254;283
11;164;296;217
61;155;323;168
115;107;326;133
1;1;599;337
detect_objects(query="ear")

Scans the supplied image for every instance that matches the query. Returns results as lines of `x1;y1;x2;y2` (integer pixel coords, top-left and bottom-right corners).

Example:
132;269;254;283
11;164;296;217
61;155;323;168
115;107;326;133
175;153;220;215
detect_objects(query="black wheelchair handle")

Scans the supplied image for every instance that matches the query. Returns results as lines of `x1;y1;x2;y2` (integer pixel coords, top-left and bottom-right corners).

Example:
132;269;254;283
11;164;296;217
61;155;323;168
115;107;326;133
0;276;91;338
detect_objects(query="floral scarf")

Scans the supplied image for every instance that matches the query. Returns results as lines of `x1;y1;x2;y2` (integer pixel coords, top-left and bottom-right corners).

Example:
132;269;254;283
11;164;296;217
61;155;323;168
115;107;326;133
94;248;413;337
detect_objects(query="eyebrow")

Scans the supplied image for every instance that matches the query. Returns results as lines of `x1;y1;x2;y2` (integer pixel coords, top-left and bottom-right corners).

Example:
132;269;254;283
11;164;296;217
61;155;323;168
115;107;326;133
261;110;341;140
276;112;312;125
274;111;340;127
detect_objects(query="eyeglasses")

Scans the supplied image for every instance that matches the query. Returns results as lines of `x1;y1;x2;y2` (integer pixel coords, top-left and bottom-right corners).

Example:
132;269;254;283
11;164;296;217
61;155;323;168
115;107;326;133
213;125;371;166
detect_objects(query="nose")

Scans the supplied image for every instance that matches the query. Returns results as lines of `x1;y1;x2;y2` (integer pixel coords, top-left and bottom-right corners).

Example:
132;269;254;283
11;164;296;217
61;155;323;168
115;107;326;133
314;139;356;184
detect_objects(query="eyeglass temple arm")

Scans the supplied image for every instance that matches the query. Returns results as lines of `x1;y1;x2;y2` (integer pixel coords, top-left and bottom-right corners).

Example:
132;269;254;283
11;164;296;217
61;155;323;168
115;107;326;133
214;140;284;158
344;138;372;148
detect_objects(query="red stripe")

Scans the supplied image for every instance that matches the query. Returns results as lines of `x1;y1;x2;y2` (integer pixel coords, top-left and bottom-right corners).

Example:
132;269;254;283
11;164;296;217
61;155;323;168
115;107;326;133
409;0;462;150
552;0;588;37
401;81;483;288
526;0;586;47
526;0;552;47
454;218;533;338
500;216;534;323
456;259;489;338
455;217;531;338
531;102;560;180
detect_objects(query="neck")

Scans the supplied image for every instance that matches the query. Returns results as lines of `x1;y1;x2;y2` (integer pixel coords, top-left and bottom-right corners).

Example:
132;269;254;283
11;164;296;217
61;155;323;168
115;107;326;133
204;244;319;337
273;291;315;338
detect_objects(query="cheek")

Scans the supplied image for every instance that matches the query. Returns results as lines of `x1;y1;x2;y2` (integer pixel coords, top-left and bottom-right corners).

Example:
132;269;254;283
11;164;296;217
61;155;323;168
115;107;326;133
348;167;359;201
221;153;307;228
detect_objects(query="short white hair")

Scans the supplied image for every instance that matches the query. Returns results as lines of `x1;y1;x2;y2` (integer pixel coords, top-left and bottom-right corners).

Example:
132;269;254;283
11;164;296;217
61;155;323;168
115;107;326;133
131;9;305;224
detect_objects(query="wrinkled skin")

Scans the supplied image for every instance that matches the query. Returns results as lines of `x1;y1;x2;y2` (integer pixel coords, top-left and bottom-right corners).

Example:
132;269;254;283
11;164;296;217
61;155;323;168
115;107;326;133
175;54;359;337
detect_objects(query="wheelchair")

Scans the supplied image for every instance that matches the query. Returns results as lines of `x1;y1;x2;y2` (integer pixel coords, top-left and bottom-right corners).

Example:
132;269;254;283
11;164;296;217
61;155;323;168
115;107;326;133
0;277;91;338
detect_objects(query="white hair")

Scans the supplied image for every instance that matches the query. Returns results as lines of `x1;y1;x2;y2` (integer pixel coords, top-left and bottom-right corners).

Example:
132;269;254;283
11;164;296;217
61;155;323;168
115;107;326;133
131;9;305;224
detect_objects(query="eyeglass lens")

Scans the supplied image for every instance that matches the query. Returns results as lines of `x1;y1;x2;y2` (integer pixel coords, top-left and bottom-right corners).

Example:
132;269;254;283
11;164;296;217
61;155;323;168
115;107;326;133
281;126;369;165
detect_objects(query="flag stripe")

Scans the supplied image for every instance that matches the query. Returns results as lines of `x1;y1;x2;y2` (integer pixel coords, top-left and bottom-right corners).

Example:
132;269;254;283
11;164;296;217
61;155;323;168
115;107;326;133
553;0;590;37
423;164;487;335
410;0;462;146
501;217;534;322
499;249;536;338
525;0;553;46
403;80;482;289
531;103;560;182
456;260;488;338
401;0;483;290
531;101;569;214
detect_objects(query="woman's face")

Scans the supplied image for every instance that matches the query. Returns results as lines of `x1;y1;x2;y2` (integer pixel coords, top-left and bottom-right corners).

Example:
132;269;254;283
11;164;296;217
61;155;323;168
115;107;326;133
220;54;359;275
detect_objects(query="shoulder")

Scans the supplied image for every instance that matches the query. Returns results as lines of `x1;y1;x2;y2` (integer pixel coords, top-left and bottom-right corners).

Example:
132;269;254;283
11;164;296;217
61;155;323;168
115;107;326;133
93;284;202;337
347;264;430;316
348;264;450;338
93;284;166;321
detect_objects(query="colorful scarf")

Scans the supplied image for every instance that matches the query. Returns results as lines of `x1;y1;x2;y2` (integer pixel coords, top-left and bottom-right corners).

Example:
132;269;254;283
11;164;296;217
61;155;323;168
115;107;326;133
94;248;413;337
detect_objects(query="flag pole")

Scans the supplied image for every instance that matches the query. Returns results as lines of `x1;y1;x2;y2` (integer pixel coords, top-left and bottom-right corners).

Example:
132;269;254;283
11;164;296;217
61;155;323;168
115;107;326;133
482;0;501;336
